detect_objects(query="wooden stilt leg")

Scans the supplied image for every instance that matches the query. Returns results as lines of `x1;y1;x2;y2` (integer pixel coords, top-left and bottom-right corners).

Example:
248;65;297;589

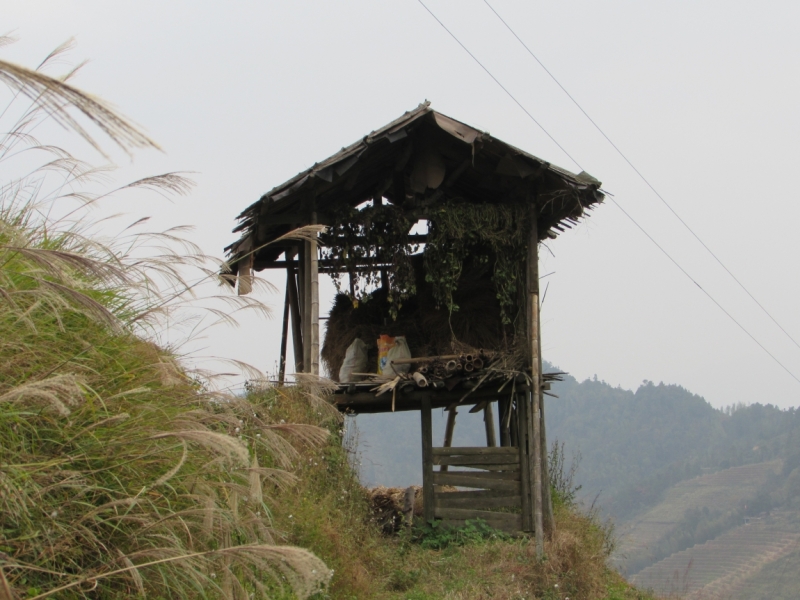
309;211;319;376
278;269;290;385
287;263;303;374
440;408;457;473
421;397;434;525
527;205;544;556
484;402;497;447
518;393;532;532
541;395;555;535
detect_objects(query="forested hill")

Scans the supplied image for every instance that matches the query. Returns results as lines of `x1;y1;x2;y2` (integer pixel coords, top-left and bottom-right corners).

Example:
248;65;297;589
545;366;800;520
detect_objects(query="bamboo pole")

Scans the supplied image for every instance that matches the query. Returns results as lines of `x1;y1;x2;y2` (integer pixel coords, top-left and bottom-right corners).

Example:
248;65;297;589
527;205;544;557
297;244;307;373
510;403;518;448
390;355;461;365
310;211;320;376
302;241;312;374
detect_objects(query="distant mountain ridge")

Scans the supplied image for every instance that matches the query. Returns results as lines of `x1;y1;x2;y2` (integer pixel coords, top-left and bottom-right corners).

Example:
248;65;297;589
545;367;800;521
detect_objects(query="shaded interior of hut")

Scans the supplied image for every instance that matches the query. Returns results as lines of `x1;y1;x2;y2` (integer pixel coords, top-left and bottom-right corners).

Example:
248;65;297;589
320;201;533;384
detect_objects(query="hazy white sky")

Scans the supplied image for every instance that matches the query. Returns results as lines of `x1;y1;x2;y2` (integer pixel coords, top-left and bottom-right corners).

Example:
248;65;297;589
6;1;800;409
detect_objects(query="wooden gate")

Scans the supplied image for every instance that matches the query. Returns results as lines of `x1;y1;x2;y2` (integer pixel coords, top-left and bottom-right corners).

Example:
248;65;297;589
431;446;522;533
420;397;530;534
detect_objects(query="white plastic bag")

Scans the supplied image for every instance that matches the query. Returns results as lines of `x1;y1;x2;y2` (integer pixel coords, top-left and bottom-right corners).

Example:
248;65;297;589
383;336;411;376
339;338;369;382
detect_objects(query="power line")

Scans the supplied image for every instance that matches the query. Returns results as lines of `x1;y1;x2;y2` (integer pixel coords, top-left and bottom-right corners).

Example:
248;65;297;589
482;0;800;354
414;0;581;170
610;197;800;386
415;0;800;386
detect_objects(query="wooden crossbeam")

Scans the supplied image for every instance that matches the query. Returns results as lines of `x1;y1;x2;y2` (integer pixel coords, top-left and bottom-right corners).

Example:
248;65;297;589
432;473;520;491
433;454;519;466
432;446;518;456
435;494;521;510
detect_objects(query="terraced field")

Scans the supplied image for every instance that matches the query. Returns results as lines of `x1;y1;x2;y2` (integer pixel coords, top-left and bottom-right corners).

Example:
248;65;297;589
730;544;800;600
616;461;781;564
631;516;800;598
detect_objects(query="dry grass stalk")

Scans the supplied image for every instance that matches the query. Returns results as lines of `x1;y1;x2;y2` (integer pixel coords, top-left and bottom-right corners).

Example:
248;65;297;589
0;41;332;599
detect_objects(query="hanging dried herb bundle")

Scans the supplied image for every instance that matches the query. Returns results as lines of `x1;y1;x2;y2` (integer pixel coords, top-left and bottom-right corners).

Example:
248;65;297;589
320;202;417;318
424;201;529;325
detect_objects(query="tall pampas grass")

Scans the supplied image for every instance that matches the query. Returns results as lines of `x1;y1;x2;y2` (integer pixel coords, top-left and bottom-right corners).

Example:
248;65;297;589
0;41;333;598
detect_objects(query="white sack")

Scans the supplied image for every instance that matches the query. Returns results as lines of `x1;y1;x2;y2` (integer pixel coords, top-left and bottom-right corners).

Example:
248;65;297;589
339;338;369;382
385;336;411;376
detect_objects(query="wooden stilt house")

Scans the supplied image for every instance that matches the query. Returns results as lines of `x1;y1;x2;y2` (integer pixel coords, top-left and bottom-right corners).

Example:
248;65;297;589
224;102;604;550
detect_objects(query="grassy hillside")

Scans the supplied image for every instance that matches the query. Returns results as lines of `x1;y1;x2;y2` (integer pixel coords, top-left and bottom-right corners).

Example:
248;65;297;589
0;55;339;598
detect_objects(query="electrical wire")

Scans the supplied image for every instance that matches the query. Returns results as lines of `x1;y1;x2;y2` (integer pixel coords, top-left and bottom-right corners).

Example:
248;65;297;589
415;0;581;170
415;0;800;385
482;0;800;354
611;196;800;385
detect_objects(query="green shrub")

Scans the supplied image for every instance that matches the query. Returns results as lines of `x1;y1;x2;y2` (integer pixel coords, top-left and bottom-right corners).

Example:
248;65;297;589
411;518;513;550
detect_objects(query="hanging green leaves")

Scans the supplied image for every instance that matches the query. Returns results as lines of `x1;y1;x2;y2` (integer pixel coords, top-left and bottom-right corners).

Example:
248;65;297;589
320;202;416;319
424;202;529;324
320;199;530;325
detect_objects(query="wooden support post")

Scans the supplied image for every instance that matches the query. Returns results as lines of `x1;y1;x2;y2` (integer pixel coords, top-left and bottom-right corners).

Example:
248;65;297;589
527;205;544;556
440;408;457;473
498;398;510;447
297;245;307;373
510;403;519;448
484;402;497;448
302;241;312;374
278;269;291;385
309;211;320;376
287;258;303;374
517;393;532;532
541;394;555;535
421;397;434;525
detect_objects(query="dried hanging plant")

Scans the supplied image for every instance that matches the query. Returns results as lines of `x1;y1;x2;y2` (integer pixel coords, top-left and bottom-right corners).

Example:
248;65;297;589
320;201;416;319
424;201;529;325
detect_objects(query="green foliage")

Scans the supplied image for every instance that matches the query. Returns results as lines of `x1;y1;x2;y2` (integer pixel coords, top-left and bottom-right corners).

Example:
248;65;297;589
411;518;513;550
386;567;421;592
320;202;416;319
424;202;529;323
320;199;530;324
